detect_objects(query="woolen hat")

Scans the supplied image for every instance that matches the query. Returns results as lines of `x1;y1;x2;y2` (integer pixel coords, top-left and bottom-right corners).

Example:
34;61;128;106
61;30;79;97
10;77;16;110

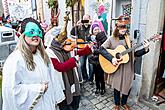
96;31;107;44
91;24;99;34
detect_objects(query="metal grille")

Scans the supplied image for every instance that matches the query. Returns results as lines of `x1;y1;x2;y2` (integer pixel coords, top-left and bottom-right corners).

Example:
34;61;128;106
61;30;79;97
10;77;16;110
9;43;16;54
1;37;15;42
0;45;9;60
1;32;15;42
0;43;16;70
122;3;131;16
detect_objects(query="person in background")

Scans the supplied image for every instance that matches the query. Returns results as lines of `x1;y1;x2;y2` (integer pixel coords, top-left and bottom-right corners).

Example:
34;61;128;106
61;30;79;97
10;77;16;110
88;23;106;95
70;14;93;82
95;31;107;95
2;17;65;110
88;23;102;85
100;15;150;110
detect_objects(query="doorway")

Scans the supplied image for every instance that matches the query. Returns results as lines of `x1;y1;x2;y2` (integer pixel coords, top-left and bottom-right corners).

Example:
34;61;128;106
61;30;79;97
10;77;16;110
154;19;165;105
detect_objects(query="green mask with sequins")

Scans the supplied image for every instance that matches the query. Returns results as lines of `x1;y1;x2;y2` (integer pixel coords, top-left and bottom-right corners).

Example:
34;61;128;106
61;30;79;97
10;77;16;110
23;22;43;39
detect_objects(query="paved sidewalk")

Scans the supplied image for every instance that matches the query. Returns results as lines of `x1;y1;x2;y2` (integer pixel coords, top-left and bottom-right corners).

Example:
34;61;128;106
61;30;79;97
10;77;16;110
79;82;155;110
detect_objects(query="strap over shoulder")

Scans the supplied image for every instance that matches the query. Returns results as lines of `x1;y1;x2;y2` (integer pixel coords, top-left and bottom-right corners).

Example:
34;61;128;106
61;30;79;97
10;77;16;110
124;34;131;48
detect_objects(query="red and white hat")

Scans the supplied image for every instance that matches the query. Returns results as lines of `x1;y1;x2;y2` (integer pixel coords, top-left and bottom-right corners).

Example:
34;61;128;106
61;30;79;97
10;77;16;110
116;15;130;26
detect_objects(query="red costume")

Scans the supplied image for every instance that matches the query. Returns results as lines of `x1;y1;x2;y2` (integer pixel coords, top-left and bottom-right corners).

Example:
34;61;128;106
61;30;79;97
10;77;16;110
51;45;92;72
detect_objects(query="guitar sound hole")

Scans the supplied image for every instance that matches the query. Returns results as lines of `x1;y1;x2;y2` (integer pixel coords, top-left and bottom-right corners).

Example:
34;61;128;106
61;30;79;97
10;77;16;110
116;53;121;59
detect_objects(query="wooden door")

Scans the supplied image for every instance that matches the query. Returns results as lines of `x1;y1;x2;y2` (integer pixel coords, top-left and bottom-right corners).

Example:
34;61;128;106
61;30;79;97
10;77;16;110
154;20;165;94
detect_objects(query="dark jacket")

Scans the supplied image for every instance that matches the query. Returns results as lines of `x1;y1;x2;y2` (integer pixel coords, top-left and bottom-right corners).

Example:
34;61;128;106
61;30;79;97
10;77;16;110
88;32;107;64
70;25;91;41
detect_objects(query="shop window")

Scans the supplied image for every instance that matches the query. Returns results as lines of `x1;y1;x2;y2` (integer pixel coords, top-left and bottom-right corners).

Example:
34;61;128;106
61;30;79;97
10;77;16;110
122;3;131;16
71;1;84;26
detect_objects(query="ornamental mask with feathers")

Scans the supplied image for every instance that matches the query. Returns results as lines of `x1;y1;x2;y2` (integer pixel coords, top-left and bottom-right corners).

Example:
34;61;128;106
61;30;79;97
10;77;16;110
54;11;70;44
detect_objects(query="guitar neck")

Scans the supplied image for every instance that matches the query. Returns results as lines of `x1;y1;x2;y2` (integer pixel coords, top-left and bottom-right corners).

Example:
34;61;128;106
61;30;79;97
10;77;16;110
121;43;143;55
121;38;152;56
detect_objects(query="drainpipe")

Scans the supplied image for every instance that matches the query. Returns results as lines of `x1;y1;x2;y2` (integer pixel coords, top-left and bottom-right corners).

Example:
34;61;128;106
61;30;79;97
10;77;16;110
2;0;9;18
31;0;37;19
109;0;113;35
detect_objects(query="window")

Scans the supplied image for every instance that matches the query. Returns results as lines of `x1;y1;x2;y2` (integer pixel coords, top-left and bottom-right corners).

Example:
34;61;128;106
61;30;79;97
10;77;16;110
122;3;131;16
71;0;84;26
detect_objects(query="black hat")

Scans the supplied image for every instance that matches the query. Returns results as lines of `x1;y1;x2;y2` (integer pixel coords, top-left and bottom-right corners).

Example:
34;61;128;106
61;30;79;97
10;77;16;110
96;31;107;44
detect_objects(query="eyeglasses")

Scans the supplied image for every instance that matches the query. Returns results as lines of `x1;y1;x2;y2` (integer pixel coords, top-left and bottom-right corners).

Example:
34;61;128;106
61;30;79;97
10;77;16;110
118;17;130;21
117;25;127;29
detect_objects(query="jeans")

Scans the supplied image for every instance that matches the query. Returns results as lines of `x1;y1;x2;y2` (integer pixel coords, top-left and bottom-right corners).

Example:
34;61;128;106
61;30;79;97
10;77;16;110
114;89;131;105
88;63;93;82
80;55;93;81
58;96;80;110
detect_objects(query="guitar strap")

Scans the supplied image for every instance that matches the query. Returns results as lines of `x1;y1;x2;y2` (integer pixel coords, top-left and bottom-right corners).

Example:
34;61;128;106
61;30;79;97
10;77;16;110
124;34;131;48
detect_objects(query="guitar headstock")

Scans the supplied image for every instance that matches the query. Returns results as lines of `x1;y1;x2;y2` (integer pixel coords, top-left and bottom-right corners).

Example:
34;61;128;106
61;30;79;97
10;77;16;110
150;33;162;42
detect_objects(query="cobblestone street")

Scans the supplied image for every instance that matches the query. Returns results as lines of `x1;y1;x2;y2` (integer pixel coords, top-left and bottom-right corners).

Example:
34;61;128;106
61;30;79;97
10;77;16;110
79;82;155;110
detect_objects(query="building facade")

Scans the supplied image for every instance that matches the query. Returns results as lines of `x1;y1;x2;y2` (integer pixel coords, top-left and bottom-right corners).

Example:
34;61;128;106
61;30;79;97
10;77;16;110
85;0;165;105
1;0;164;106
0;0;3;18
39;0;165;105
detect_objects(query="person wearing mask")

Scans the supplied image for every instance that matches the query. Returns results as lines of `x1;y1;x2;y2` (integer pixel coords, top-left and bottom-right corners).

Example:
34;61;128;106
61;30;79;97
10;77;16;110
99;15;150;110
2;17;65;110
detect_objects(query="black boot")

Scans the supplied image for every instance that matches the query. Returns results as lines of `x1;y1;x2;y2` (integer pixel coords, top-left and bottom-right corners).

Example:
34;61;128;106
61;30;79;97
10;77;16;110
100;89;106;95
95;89;100;94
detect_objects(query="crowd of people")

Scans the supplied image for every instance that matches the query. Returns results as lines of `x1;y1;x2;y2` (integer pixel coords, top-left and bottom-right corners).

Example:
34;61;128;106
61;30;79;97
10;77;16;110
1;12;150;110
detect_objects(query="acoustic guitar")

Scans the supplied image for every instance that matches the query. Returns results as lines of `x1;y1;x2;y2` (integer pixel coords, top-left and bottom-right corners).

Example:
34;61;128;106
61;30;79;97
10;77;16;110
99;34;162;74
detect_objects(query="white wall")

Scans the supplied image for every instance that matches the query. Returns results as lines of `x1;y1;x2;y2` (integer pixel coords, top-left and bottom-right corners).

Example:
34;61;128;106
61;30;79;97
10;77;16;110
58;0;66;26
0;0;3;17
84;0;97;20
43;0;51;25
58;1;73;38
42;0;72;37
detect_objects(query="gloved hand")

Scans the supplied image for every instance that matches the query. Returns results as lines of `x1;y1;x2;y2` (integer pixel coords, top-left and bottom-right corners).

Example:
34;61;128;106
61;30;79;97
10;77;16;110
93;49;100;55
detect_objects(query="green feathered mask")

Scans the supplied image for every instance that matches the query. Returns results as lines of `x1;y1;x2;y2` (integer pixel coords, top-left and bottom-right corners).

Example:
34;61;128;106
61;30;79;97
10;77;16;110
23;22;43;39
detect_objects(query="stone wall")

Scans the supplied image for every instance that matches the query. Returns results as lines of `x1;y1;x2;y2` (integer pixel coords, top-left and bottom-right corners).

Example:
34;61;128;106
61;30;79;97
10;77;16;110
128;0;164;102
0;0;3;17
140;0;164;100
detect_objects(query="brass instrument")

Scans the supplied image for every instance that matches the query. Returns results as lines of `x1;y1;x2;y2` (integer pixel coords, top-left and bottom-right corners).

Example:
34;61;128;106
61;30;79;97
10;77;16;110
55;11;70;43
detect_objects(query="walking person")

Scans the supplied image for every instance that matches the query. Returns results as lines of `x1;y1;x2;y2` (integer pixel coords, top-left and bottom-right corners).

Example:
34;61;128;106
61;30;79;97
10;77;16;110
99;15;150;110
2;17;65;110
